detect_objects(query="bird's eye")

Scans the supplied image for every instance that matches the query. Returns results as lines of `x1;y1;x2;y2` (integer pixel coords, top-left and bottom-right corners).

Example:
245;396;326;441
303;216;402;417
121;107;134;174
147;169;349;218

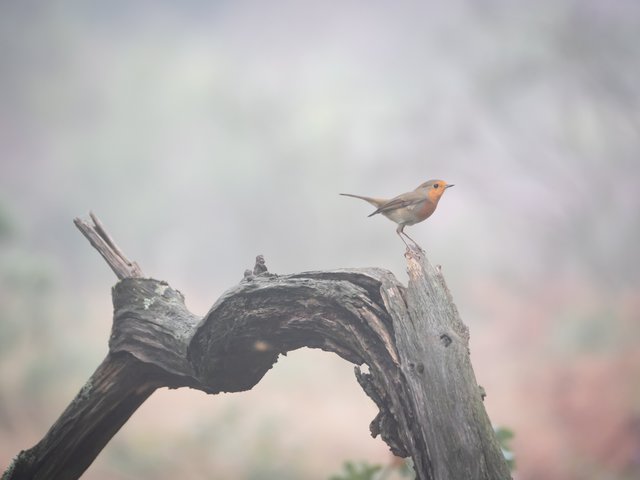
433;183;439;189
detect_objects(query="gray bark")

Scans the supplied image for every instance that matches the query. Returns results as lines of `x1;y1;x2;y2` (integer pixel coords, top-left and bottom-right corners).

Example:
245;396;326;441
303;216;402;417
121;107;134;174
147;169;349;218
2;215;510;480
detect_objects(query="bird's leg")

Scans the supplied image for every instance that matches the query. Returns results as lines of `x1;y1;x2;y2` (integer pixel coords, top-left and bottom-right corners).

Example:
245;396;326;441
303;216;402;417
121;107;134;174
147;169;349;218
402;231;422;248
395;225;412;249
400;227;424;252
396;231;411;248
397;224;424;251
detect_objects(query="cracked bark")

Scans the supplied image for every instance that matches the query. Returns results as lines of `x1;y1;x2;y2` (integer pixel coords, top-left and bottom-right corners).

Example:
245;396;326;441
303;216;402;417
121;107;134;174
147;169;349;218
2;214;510;480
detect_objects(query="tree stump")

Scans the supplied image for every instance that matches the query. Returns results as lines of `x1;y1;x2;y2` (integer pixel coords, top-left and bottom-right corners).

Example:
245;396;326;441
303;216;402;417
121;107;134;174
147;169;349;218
2;214;511;480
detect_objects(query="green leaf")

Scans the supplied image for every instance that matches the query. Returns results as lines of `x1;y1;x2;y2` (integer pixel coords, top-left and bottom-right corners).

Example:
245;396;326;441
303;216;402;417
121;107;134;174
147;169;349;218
329;461;382;480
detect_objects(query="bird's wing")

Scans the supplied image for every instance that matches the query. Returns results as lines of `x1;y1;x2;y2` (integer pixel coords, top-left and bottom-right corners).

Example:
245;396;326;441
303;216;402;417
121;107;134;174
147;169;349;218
368;191;425;217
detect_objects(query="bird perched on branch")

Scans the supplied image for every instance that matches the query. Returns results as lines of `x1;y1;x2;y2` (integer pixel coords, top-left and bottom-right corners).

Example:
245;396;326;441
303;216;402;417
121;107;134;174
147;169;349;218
340;179;454;249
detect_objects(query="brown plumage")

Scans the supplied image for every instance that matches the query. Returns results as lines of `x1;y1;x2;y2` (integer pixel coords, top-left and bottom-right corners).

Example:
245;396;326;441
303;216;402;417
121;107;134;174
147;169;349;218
340;179;454;248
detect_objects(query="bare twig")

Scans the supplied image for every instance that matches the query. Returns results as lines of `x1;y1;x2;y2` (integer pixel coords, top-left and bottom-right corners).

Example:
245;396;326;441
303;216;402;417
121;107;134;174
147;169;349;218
73;213;143;279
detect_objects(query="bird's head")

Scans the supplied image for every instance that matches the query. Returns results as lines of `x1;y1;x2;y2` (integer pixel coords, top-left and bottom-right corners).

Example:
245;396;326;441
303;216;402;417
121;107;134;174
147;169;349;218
417;179;454;202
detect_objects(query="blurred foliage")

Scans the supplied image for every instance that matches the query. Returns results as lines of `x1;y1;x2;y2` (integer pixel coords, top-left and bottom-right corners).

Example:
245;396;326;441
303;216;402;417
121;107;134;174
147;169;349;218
1;1;639;479
0;202;98;430
0;222;55;360
0;202;14;242
329;461;382;480
392;459;415;479
551;307;620;355
494;426;516;472
330;458;414;480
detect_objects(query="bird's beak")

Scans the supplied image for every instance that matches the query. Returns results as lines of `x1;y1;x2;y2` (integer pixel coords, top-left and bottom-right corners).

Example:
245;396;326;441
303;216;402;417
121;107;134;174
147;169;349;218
445;184;455;189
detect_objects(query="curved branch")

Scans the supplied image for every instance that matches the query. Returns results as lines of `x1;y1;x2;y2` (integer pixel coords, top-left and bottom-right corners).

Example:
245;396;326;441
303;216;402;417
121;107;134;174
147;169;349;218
3;214;510;480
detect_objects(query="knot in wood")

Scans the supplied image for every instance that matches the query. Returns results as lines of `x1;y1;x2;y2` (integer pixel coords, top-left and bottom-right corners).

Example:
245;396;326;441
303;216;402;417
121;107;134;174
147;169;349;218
110;278;200;378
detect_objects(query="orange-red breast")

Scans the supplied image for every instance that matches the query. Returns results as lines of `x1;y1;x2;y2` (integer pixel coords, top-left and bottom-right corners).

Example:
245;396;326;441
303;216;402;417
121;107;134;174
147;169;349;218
340;179;454;248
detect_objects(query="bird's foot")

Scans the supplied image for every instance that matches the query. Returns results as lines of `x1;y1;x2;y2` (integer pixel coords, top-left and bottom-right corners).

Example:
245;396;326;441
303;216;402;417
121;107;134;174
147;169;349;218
404;242;424;256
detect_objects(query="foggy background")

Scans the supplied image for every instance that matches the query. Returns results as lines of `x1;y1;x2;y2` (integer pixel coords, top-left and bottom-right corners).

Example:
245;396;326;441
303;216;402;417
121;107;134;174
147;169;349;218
1;1;639;479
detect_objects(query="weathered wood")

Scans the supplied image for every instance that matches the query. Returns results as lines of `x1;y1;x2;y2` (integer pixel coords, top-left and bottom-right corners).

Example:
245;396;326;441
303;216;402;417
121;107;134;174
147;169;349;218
73;213;142;279
4;354;161;480
384;251;511;479
2;214;510;480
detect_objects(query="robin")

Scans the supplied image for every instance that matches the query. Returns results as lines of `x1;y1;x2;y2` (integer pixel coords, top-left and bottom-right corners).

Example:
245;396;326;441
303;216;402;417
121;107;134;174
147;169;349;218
340;179;454;248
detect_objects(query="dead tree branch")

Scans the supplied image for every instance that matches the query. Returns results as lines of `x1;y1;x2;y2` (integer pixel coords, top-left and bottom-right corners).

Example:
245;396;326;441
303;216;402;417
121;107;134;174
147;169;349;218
3;214;510;480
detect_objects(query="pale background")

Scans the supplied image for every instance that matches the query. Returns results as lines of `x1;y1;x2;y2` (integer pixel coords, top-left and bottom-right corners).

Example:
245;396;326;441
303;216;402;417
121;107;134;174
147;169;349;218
1;1;639;479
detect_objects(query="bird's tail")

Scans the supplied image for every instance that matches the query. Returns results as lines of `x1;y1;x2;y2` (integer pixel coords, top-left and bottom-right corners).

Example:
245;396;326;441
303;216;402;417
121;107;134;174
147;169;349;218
339;193;388;212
